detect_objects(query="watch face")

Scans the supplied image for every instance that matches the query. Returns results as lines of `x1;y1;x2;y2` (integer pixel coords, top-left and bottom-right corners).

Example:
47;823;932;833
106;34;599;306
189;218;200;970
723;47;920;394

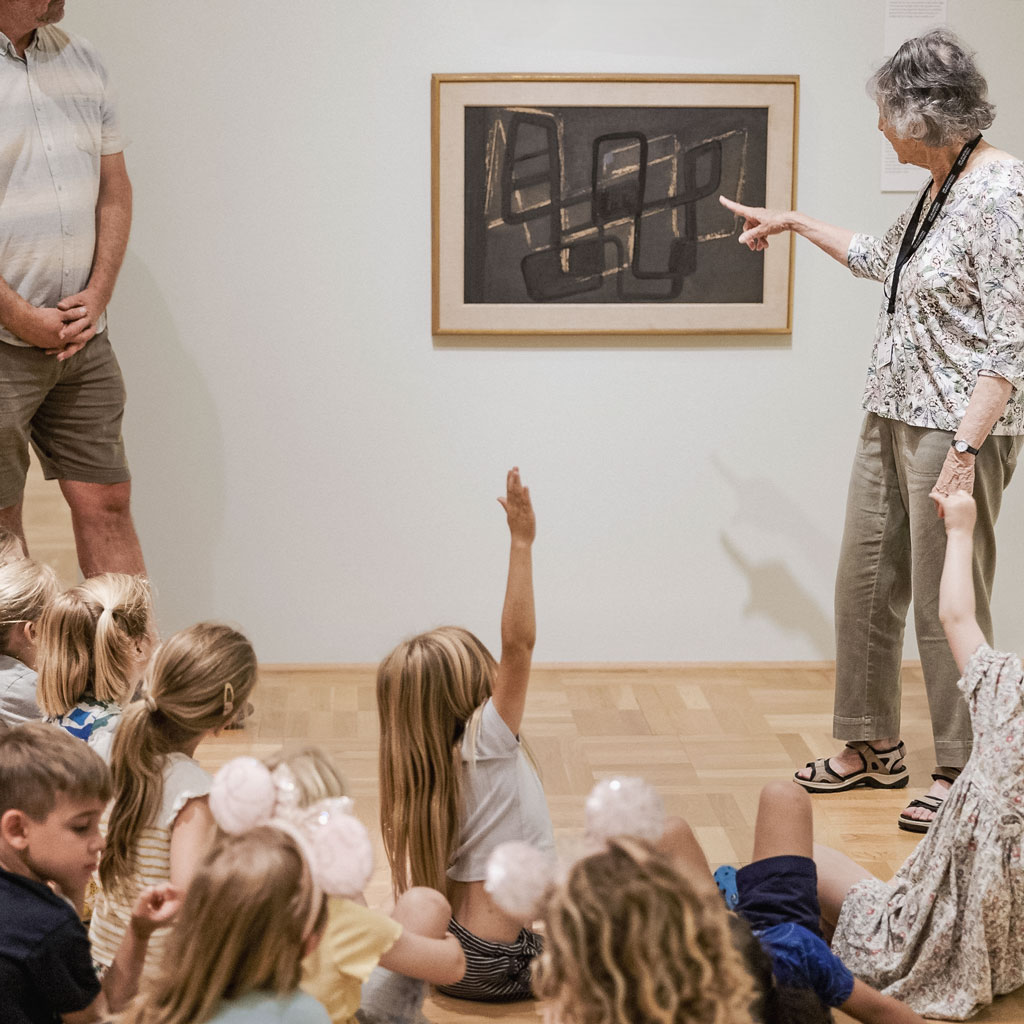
954;440;971;453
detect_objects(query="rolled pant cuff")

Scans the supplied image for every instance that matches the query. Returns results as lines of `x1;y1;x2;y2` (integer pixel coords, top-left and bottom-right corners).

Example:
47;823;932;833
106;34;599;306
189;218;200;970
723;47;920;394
832;716;900;741
932;745;971;770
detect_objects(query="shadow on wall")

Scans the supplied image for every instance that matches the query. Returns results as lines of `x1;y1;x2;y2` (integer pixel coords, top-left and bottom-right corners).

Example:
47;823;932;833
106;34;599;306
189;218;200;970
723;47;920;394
112;253;224;634
719;533;834;658
714;456;835;658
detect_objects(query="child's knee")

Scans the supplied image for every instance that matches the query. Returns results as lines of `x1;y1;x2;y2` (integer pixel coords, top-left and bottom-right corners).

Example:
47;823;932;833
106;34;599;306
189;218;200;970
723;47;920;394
659;816;698;851
392;886;452;938
760;779;811;816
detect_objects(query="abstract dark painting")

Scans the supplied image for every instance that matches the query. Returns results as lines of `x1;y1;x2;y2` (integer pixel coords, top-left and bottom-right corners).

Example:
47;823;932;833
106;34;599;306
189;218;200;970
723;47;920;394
433;76;798;335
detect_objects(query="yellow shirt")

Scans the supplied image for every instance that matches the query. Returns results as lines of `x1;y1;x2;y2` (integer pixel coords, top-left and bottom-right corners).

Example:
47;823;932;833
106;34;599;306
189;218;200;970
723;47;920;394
302;897;402;1024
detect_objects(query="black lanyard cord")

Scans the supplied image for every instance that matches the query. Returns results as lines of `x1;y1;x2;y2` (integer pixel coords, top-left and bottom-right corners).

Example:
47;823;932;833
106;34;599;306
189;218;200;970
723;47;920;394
886;134;982;315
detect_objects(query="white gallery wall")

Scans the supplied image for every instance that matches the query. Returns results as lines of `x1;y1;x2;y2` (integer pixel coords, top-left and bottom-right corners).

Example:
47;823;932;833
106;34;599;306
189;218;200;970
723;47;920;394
62;0;1024;664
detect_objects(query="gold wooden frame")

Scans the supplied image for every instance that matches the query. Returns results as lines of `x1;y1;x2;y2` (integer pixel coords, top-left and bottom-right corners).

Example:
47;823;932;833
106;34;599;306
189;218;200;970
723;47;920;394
432;73;799;336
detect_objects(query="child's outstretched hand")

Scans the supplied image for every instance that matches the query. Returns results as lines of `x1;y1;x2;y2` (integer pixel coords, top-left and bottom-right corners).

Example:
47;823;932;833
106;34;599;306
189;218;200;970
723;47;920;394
498;467;535;545
931;489;977;534
129;883;184;940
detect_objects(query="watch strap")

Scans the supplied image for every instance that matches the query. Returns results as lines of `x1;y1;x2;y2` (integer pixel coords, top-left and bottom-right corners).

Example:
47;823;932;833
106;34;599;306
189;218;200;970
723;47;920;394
952;438;980;456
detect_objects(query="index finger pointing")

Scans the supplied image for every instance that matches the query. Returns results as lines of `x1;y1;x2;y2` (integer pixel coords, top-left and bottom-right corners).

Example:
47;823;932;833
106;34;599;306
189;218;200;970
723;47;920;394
719;196;749;214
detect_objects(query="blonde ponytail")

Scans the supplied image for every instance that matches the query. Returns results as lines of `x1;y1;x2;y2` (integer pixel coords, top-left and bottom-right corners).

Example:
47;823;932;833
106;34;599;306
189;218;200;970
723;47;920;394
100;622;258;894
35;574;152;717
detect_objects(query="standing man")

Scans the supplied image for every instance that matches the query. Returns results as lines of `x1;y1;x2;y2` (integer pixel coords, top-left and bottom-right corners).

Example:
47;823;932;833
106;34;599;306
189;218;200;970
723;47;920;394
0;0;144;576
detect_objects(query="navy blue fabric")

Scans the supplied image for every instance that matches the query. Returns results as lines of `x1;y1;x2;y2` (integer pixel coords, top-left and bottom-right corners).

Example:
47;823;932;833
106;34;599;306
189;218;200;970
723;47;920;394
736;854;822;936
756;921;855;1009
0;868;100;1024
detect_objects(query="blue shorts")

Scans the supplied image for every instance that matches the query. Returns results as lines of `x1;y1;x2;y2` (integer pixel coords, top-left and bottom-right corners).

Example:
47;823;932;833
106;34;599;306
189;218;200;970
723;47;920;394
736;854;822;936
736;855;853;1009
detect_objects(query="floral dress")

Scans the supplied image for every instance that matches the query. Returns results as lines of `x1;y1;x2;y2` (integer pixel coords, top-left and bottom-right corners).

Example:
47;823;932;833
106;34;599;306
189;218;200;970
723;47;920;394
831;645;1024;1019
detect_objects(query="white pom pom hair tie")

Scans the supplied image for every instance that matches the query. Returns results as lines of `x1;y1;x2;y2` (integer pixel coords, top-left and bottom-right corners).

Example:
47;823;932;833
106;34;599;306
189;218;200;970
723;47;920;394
210;757;374;938
486;776;667;921
585;776;665;844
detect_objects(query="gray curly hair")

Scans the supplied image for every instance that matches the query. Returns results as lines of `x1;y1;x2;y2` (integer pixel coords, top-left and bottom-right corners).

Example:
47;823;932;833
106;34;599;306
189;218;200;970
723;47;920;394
869;29;994;147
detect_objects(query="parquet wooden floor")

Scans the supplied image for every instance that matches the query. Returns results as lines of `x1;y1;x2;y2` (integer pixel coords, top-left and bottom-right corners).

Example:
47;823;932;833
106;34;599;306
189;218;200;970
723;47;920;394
21;463;1024;1022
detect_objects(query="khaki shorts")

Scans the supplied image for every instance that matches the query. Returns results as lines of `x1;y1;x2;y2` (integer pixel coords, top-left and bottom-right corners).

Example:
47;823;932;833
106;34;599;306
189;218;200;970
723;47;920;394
0;331;130;507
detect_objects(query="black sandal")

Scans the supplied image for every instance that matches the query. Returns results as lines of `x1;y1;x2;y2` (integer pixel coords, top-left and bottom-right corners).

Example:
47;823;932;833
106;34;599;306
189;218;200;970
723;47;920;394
897;768;961;834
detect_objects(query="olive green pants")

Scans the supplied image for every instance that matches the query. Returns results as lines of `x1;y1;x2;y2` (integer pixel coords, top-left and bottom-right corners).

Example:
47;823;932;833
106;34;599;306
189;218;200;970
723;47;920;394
833;413;1022;768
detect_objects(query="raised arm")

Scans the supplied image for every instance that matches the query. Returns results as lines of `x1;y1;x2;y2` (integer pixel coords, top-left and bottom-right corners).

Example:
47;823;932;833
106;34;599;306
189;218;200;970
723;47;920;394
491;467;536;736
931;491;986;673
719;196;854;265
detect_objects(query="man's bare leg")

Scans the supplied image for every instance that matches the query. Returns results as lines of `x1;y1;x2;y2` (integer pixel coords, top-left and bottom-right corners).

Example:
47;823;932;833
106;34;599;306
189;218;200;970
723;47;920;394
0;501;28;556
59;480;145;577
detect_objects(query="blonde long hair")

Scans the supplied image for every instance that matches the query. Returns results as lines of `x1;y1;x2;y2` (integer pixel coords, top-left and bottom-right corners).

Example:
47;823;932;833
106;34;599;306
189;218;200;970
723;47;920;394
120;827;324;1024
264;746;348;804
377;625;495;895
35;573;152;717
0;558;58;656
99;622;258;894
535;837;759;1024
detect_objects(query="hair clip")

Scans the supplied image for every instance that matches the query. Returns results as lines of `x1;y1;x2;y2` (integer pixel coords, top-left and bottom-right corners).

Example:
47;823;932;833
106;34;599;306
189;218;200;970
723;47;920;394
209;757;373;900
223;682;235;717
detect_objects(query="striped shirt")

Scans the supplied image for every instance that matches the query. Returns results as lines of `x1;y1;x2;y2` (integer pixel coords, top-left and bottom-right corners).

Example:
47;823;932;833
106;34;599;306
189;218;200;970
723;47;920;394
0;25;122;346
88;753;211;974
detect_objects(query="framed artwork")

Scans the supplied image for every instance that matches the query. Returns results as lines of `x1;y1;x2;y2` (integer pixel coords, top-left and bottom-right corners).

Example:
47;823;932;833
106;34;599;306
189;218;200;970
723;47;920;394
432;74;799;335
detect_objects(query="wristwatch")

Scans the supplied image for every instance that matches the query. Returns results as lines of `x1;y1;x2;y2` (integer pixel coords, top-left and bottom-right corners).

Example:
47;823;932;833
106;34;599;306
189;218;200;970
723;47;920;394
951;438;980;455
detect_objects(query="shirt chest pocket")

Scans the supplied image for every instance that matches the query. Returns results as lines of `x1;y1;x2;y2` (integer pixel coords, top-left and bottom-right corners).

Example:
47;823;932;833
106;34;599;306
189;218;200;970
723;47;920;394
56;92;103;156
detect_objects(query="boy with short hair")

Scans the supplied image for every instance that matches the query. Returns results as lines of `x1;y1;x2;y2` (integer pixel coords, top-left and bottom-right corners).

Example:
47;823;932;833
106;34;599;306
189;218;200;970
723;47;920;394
0;722;182;1023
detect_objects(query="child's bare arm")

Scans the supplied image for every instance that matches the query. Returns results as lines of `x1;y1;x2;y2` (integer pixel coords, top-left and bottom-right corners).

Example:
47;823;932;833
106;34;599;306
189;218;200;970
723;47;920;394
63;885;183;1021
932;490;986;673
378;930;466;986
168;795;216;888
101;884;183;1012
840;978;926;1024
492;467;536;735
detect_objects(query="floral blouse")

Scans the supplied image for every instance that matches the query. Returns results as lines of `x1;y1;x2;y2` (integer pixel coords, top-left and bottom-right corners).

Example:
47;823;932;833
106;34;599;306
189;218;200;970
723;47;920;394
847;159;1024;434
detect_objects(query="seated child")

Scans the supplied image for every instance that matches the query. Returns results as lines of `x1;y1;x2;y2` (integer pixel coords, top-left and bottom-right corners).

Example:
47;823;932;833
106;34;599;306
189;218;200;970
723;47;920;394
119;827;331;1024
36;574;154;761
817;490;1024;1019
264;747;465;1023
0;722;181;1023
0;558;58;729
489;778;924;1024
90;622;258;975
377;468;552;1002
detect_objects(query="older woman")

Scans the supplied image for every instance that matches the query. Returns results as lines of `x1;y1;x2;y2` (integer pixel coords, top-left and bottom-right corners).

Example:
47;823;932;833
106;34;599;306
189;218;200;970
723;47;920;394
722;30;1024;832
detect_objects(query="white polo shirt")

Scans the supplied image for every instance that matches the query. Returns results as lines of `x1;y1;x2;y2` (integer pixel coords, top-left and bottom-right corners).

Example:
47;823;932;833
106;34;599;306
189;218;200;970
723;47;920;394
0;25;122;346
